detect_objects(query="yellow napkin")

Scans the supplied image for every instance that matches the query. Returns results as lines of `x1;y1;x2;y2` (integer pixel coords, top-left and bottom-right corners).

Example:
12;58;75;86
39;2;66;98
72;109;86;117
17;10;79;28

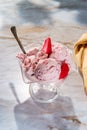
74;33;87;94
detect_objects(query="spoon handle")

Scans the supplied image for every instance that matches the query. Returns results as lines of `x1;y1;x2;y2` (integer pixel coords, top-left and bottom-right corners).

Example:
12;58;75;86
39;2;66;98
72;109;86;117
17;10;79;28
11;26;26;54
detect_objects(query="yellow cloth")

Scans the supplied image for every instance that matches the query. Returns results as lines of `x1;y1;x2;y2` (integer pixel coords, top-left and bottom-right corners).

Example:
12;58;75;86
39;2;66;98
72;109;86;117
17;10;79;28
74;33;87;94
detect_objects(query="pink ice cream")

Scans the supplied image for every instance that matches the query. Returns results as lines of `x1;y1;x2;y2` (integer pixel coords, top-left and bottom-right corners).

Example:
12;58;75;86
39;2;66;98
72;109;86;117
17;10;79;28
34;58;61;81
17;38;71;82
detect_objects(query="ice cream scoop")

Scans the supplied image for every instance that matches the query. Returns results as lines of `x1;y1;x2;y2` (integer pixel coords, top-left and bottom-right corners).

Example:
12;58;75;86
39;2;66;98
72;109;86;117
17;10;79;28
34;58;61;81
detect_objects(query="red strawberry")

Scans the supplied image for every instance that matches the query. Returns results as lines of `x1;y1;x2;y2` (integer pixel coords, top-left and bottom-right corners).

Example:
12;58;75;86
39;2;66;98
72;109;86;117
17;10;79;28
59;62;69;79
42;37;52;55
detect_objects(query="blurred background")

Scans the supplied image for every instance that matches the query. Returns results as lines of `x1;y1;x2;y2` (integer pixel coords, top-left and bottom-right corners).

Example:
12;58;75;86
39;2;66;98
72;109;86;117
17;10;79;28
0;0;87;29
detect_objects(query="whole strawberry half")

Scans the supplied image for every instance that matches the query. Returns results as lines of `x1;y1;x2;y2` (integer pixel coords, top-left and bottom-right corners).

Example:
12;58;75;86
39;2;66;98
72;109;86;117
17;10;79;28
59;62;69;79
42;37;52;55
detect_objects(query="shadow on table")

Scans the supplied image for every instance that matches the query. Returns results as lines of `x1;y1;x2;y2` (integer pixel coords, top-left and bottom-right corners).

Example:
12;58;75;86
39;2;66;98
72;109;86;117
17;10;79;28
9;83;80;130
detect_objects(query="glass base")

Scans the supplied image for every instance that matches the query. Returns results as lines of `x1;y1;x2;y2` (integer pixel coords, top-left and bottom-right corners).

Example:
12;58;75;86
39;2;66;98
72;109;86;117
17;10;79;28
29;82;61;103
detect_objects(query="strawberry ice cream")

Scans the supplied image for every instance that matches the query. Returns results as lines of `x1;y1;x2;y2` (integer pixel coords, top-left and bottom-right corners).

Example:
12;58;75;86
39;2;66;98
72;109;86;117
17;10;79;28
34;58;61;81
17;37;71;82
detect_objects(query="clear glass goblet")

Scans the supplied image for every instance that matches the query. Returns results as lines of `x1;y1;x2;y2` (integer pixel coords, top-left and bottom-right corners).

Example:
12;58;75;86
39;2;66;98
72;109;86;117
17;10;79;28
18;41;78;104
19;60;63;103
18;58;77;104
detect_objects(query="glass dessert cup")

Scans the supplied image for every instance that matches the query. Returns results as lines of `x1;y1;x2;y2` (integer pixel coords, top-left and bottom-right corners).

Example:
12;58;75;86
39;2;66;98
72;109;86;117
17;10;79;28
18;41;78;104
29;81;63;103
19;60;76;103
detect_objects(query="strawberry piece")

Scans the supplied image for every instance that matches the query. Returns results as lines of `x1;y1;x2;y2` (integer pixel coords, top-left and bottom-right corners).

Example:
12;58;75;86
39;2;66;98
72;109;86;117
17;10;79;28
59;62;69;79
42;37;52;55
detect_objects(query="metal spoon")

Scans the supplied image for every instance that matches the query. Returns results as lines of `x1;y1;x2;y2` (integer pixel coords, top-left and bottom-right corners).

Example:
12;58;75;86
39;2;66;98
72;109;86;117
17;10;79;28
11;26;26;54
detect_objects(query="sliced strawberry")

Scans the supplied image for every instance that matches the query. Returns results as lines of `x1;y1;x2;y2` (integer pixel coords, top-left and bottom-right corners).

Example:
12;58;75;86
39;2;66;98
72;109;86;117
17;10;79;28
59;62;69;79
42;37;52;55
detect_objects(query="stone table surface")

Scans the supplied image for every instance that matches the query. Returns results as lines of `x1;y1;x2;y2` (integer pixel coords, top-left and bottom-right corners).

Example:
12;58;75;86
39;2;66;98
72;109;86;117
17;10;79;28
0;0;87;130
